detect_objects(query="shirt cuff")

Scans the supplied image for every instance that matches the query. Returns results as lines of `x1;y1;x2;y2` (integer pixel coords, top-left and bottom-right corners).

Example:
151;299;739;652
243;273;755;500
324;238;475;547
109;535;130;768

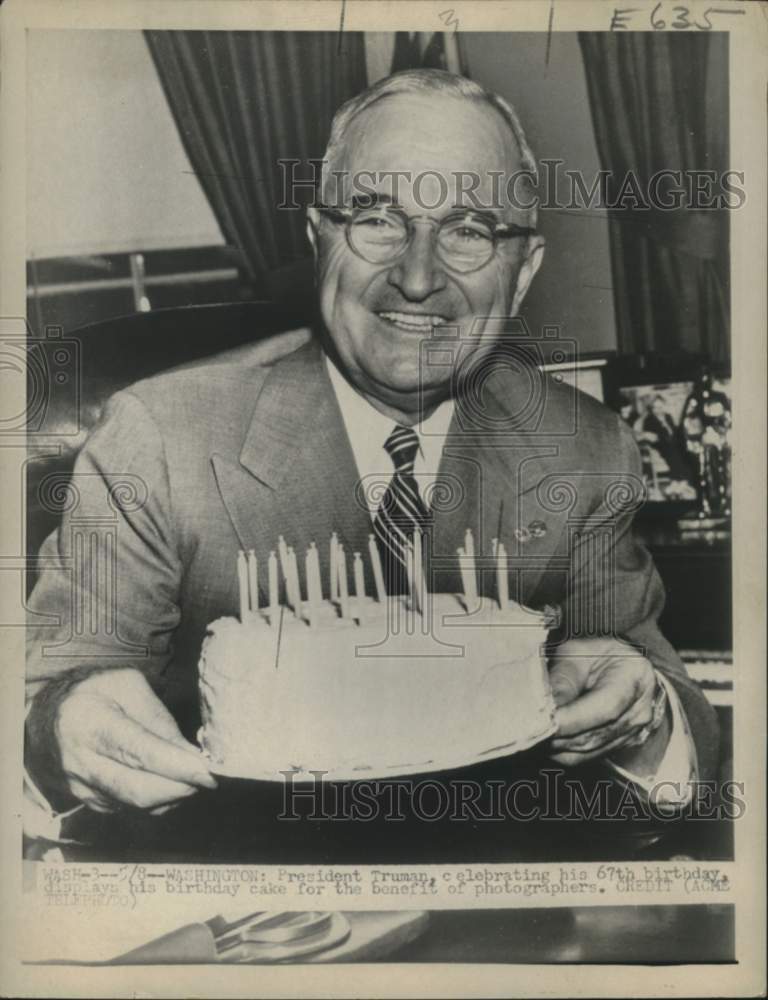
24;767;83;845
608;671;698;806
23;702;83;847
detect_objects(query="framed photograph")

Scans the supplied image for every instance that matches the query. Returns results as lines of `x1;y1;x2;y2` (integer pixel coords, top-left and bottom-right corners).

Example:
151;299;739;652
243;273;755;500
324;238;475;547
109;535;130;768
619;380;699;502
606;357;731;511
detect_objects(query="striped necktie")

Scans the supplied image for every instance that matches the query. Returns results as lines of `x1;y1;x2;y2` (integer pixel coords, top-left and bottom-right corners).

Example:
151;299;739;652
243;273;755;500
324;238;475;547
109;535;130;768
373;424;432;595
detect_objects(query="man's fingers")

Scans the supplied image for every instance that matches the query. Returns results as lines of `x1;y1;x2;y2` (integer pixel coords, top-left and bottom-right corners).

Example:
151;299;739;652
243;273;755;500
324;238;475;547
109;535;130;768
149;802;182;816
67;668;197;751
135;690;198;748
54;670;217;811
66;778;117;813
548;665;583;708
549;723;651;766
549;734;642;767
554;672;642;738
550;695;653;753
93;711;217;789
547;644;657;766
549;725;646;761
75;754;200;810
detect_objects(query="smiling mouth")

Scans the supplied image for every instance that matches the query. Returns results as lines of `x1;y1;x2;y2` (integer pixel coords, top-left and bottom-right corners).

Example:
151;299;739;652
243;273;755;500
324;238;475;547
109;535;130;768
377;311;449;332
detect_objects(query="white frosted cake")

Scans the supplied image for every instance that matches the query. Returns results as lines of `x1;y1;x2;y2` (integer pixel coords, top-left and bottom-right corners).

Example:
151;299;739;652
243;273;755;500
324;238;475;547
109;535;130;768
198;592;557;780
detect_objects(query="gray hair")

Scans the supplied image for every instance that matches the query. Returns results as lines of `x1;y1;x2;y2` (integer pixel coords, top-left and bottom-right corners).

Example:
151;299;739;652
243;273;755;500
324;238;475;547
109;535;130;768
320;68;538;214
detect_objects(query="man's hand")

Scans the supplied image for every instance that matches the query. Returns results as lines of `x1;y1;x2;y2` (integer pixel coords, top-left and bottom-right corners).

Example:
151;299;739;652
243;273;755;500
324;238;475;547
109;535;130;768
548;638;669;771
55;668;217;814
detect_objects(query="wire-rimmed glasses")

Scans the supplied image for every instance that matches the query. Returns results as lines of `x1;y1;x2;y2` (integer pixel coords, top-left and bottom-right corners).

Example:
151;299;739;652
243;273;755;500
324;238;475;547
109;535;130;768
317;204;536;274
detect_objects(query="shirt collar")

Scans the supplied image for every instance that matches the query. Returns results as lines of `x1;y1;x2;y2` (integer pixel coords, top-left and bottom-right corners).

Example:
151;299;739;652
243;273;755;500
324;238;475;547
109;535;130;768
323;353;455;473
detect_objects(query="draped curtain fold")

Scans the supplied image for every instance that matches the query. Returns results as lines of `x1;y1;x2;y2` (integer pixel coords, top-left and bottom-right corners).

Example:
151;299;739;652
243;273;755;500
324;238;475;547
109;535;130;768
578;33;729;361
144;31;367;300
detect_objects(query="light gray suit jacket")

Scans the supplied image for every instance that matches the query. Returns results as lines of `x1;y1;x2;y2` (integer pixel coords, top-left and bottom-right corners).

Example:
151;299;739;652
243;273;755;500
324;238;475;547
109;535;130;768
26;329;719;779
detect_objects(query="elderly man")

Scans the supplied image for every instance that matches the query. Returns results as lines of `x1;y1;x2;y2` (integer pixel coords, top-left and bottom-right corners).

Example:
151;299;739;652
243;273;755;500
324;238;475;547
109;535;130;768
25;70;718;860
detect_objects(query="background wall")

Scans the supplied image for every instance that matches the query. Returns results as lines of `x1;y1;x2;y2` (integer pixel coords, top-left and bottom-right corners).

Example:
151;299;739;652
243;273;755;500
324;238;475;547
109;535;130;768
27;29;617;353
463;32;616;354
27;30;224;258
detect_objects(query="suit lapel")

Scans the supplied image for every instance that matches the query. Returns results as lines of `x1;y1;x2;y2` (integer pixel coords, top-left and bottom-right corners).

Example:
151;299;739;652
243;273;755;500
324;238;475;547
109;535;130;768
211;339;372;601
430;381;572;605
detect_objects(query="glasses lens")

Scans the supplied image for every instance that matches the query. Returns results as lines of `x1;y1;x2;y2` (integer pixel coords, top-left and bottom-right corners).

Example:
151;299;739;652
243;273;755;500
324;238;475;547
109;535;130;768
438;215;495;271
348;209;408;262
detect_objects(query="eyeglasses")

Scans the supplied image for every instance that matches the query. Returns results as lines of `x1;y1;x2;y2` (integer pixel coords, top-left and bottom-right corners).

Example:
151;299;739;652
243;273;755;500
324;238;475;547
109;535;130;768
316;204;536;274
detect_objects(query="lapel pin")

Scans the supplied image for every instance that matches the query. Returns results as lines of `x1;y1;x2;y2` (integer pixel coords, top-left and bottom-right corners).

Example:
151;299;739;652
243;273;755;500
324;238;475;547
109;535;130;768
514;521;547;543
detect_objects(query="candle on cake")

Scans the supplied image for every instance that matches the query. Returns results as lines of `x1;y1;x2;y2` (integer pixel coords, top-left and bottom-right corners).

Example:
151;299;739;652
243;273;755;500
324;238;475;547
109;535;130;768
337;544;350;619
268;550;279;626
497;541;509;610
456;544;478;612
237;549;249;622
306;543;322;627
353;552;366;623
329;531;339;602
368;534;386;604
247;549;258;616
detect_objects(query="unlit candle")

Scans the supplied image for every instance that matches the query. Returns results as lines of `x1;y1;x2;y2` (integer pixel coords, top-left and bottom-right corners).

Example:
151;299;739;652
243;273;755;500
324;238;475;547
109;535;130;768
368;534;386;603
237;549;249;621
353;552;366;623
497;541;509;610
330;531;339;602
247;549;258;615
268;551;278;624
337;544;350;618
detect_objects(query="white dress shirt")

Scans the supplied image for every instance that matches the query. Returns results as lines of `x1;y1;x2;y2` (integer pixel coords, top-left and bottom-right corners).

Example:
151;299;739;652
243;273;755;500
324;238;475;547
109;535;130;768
325;353;455;515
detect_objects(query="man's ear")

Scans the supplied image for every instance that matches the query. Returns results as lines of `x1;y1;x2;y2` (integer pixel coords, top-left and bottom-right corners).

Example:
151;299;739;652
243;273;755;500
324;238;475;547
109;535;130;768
511;235;545;315
306;207;321;260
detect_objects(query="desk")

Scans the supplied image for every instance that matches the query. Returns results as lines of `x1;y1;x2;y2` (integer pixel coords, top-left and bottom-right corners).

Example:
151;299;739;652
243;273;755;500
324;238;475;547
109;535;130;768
637;519;731;653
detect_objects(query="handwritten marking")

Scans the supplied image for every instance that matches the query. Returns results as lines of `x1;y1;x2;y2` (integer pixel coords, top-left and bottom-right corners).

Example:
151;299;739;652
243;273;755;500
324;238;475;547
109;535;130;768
337;0;347;54
610;7;640;29
611;3;745;30
439;8;460;33
545;0;555;67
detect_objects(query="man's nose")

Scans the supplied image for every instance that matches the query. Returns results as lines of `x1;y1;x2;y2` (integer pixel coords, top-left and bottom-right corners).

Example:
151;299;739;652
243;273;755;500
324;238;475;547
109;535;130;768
386;224;447;301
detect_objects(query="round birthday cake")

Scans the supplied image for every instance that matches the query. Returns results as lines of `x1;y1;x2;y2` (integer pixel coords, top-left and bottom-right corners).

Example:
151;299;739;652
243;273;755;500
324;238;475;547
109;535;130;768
197;535;557;780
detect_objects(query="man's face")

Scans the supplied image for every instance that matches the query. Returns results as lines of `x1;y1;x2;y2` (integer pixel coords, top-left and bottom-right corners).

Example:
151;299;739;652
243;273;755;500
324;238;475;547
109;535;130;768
307;92;544;415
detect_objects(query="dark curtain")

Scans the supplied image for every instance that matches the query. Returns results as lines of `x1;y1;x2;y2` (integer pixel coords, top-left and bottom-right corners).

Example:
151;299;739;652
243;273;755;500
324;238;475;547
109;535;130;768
579;33;730;361
144;31;367;302
390;31;468;74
